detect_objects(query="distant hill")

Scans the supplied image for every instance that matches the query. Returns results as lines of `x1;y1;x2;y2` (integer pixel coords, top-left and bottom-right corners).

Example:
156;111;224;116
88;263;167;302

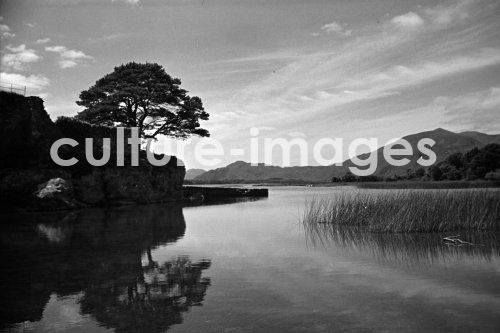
342;128;489;178
459;131;500;145
185;169;206;180
193;128;500;183
193;161;333;183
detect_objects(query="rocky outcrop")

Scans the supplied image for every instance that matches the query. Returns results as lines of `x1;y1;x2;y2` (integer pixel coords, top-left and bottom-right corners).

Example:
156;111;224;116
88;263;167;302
34;178;82;210
0;91;185;210
73;164;184;205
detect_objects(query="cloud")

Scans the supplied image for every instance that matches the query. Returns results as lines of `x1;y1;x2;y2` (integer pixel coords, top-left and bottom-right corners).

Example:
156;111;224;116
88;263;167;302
217;50;301;64
58;60;79;68
424;0;474;25
0;24;15;38
297;95;313;102
35;38;51;44
214;0;500;118
1;44;41;71
255;126;276;132
88;33;128;43
314;90;334;100
308;48;500;114
45;45;93;68
111;0;140;4
441;87;500;110
235;44;500;120
440;87;500;131
320;21;352;36
206;0;500;143
391;12;424;28
288;131;306;138
392;86;500;134
339;49;500;92
0;72;50;91
390;0;477;30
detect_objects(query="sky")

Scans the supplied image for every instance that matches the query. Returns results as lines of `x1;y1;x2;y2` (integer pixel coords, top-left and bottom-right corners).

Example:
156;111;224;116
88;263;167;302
1;0;499;169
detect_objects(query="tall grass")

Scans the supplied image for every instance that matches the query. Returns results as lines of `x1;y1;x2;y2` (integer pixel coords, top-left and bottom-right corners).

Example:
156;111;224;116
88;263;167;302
355;181;500;189
302;190;500;232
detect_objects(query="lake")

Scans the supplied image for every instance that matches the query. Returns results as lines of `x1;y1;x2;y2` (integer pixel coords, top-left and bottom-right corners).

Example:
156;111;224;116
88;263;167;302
1;186;499;332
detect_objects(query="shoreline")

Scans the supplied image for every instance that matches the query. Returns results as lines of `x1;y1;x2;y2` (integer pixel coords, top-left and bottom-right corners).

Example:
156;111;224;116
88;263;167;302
187;180;500;189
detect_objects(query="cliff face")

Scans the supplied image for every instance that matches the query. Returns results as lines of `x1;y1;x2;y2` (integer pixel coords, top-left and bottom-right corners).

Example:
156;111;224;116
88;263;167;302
0;91;185;210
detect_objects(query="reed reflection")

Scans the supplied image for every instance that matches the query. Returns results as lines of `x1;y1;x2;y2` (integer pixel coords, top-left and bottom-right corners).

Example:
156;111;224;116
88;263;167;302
0;204;211;332
304;222;500;267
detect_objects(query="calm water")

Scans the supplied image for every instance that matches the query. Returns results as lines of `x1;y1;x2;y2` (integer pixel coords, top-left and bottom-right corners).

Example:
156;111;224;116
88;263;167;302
1;187;499;332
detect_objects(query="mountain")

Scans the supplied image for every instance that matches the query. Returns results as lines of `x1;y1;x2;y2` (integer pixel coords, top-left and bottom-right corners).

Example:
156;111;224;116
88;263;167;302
459;131;500;145
342;128;488;178
185;168;207;180
193;161;333;183
193;128;500;183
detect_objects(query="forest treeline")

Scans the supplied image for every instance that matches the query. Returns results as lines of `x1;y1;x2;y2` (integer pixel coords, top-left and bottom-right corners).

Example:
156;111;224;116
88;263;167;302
333;143;500;182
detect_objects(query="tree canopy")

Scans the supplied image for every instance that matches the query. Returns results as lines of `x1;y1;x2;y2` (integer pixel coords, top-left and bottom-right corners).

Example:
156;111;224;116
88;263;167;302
76;62;209;140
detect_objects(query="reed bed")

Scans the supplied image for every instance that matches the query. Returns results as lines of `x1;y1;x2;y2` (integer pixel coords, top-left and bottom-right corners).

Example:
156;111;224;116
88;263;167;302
302;189;500;232
355;181;500;190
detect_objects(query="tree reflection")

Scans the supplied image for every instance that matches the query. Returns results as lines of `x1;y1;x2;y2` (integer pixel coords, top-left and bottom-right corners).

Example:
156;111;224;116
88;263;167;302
0;204;211;332
80;256;211;333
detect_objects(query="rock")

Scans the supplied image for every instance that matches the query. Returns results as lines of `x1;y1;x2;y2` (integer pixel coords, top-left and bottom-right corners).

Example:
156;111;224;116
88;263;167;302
100;165;184;204
34;178;82;210
36;178;71;199
0;168;71;206
0;92;185;211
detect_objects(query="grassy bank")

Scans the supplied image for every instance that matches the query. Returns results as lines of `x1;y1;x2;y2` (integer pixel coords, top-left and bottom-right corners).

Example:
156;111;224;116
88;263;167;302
302;189;500;232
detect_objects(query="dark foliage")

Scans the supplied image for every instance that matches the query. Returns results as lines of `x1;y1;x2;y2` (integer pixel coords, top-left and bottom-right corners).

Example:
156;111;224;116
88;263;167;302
333;171;381;183
334;144;500;183
53;117;179;176
427;143;500;181
0;92;61;168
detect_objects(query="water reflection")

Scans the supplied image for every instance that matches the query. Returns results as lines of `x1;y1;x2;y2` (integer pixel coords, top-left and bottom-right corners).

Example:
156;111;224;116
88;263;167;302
184;196;266;207
304;222;500;267
0;205;211;332
2;187;499;332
